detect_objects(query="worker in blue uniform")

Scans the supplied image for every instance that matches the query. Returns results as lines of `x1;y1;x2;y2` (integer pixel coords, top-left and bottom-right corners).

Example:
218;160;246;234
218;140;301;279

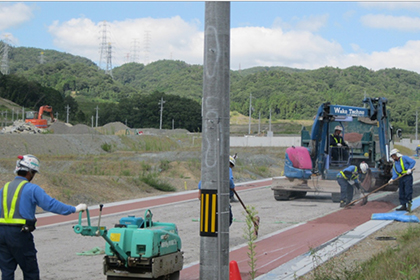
337;162;369;207
0;155;87;280
229;155;238;203
389;149;416;212
198;155;235;226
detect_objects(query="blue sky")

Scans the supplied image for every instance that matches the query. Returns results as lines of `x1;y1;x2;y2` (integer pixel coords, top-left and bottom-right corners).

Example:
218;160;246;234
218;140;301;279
2;1;420;73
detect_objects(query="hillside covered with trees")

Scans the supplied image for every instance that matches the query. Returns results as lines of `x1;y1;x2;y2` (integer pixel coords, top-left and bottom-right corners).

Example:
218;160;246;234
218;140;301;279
1;42;420;133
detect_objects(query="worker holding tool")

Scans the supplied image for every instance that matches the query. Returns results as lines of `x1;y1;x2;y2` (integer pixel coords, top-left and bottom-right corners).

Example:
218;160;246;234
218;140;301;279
0;154;87;280
389;149;416;212
229;155;239;203
330;125;349;161
198;155;236;226
337;162;369;207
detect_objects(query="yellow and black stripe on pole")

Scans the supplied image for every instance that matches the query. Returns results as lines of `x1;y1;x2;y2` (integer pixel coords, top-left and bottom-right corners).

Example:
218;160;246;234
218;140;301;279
200;189;217;237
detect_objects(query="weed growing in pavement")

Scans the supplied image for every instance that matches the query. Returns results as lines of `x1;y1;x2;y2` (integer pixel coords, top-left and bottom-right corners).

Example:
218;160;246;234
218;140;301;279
306;241;358;280
304;225;420;280
242;206;258;280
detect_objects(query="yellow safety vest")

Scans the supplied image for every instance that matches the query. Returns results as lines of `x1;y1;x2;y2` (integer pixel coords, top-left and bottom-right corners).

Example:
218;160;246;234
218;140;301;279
340;167;359;181
330;134;343;146
0;180;28;225
393;157;406;176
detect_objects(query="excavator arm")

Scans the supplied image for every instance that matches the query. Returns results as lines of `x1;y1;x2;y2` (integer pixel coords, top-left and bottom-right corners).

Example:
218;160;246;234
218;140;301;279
38;105;55;122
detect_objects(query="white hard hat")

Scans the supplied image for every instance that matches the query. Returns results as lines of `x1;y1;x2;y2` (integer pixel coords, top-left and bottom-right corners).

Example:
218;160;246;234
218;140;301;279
359;162;369;174
15;154;40;174
390;148;401;157
229;155;236;166
334;125;342;131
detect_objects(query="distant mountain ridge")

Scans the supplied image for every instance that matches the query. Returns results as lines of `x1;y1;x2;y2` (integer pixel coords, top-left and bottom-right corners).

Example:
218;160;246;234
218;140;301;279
2;41;420;133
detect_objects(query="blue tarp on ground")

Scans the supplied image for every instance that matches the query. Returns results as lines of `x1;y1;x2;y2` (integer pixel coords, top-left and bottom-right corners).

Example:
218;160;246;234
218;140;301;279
371;212;420;223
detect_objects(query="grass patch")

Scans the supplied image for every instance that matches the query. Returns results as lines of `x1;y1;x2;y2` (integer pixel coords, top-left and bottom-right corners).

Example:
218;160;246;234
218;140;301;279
305;225;420;280
138;173;176;192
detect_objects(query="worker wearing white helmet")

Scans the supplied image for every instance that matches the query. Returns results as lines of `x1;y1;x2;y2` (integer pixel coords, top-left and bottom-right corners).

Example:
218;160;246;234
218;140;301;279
0;155;87;279
336;162;369;207
229;155;238;203
197;155;237;226
389;149;416;212
330;125;349;161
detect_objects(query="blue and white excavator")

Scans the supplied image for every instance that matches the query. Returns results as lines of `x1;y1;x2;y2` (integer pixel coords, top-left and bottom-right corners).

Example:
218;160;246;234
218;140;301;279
271;97;400;202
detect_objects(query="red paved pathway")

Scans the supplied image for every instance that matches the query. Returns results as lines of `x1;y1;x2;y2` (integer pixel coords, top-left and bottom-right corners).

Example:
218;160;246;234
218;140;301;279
180;201;396;280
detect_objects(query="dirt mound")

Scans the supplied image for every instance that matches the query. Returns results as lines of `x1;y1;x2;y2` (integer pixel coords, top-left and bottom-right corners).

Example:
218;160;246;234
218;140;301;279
96;122;129;135
49;122;100;134
344;132;363;143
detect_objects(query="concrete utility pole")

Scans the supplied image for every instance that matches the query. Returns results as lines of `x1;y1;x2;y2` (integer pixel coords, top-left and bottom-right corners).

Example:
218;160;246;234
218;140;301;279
159;97;165;130
200;2;231;280
95;106;99;127
416;110;418;141
268;107;273;137
22;107;24;121
65;105;70;123
248;93;252;134
55;112;59;121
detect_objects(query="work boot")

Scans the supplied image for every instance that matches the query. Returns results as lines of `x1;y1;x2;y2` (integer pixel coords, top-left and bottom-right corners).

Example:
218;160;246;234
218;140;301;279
408;201;413;213
339;200;346;208
396;204;407;211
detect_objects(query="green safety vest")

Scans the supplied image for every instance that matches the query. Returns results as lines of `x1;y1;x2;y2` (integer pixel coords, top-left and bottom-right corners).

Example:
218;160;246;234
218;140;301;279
393;157;406;176
340;166;359;181
0;180;28;225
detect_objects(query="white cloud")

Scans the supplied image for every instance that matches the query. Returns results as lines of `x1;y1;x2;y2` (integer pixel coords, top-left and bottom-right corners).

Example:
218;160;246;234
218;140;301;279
361;14;420;32
359;2;420;11
46;15;420;74
230;26;343;70
0;3;34;31
48;16;203;67
320;40;420;74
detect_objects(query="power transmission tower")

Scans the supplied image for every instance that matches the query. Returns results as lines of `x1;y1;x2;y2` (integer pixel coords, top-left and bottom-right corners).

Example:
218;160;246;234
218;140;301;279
143;30;151;65
1;36;11;75
106;42;113;78
98;21;111;72
39;51;45;64
131;38;140;63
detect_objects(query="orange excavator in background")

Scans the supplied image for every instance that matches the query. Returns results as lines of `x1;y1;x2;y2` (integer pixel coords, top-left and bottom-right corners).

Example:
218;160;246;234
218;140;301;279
25;105;55;128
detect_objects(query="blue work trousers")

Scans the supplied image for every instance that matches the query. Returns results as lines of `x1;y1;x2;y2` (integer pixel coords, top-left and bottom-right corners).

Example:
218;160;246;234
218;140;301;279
0;226;39;280
398;174;413;205
338;177;354;204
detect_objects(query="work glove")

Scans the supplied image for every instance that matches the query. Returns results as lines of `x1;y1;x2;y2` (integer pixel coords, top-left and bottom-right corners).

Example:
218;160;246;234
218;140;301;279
337;143;342;147
407;169;412;175
388;179;394;184
354;183;361;190
75;203;87;212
